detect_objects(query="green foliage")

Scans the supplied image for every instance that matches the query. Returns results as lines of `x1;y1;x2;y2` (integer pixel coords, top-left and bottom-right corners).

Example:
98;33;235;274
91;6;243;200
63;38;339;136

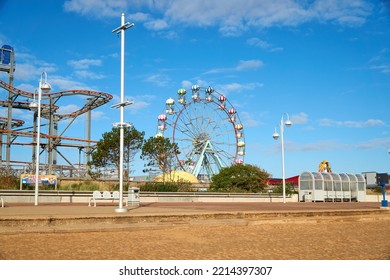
88;126;145;178
140;181;193;192
59;181;100;191
140;136;180;176
209;164;270;193
271;182;298;195
22;184;56;190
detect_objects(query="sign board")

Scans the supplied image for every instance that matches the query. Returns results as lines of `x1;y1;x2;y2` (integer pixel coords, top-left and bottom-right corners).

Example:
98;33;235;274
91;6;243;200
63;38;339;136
20;174;57;190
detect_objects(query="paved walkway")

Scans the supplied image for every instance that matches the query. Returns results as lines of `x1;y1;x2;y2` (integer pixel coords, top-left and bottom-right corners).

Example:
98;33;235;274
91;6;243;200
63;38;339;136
0;201;387;217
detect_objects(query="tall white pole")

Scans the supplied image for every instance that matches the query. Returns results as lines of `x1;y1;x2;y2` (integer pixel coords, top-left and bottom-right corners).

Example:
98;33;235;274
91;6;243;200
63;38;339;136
280;117;286;204
118;13;126;212
112;13;134;212
34;80;42;206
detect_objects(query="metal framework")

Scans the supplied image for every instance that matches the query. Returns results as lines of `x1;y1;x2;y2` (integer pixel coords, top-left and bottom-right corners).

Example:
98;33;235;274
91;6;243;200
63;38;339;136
156;85;245;182
0;45;112;178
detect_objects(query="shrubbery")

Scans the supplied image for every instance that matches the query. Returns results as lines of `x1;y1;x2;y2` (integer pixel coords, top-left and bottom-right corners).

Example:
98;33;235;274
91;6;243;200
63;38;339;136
60;181;100;191
0;168;19;190
140;181;193;192
210;164;270;193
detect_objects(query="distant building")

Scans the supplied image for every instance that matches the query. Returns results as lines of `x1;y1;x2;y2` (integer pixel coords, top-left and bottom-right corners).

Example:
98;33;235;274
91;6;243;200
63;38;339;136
362;172;390;187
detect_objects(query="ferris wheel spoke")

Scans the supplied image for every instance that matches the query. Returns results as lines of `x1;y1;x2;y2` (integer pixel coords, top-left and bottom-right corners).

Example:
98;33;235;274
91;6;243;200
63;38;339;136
210;128;234;139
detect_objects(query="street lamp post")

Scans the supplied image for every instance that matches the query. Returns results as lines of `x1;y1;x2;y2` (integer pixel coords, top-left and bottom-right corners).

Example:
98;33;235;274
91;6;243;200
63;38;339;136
30;72;51;206
381;149;390;209
112;13;134;213
272;113;292;203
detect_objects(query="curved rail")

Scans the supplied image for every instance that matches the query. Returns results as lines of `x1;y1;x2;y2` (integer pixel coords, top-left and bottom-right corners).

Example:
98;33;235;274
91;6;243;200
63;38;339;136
0;79;113;120
0;116;24;128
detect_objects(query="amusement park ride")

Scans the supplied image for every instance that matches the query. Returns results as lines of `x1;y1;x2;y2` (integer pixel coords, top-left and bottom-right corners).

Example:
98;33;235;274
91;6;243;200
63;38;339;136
0;45;113;178
1;44;245;182
155;85;246;181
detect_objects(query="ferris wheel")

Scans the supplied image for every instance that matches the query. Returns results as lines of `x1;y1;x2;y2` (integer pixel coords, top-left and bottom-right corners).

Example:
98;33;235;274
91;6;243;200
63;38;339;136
156;85;245;181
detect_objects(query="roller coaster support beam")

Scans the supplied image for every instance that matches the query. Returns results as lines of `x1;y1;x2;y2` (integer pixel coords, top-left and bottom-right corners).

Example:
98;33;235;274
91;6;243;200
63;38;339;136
5;47;15;171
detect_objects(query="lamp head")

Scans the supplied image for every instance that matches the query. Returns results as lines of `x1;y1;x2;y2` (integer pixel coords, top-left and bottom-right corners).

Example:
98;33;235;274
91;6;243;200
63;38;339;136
40;82;51;93
272;132;280;140
285;119;292;127
29;101;38;110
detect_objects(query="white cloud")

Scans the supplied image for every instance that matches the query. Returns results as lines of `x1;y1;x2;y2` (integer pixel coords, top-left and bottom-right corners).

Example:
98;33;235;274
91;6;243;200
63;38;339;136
143;73;171;87
15;83;36;93
205;59;264;74
56;103;80;115
181;80;193;89
280;136;390;153
355;137;390;150
75;70;105;80
13;57;57;81
49;76;88;91
290;112;309;125
310;0;371;26
129;12;151;22
288;140;347;152
240;111;263;127
235;60;264;71
63;0;129;18
68;59;102;69
91;110;107;120
319;118;386;128
64;0;373;36
368;48;390;74
144;19;169;31
218;82;263;95
247;37;284;52
127;100;151;114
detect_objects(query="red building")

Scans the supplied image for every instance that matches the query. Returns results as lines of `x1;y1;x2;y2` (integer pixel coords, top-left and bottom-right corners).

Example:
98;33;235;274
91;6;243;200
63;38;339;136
267;175;299;186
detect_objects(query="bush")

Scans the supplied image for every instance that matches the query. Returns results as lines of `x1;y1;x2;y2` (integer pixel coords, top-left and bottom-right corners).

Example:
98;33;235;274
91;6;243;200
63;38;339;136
60;181;100;191
140;181;193;192
210;164;270;193
271;183;297;195
0;168;19;189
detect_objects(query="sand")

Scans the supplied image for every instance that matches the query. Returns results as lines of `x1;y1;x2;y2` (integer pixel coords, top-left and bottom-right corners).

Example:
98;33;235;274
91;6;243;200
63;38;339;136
1;213;389;260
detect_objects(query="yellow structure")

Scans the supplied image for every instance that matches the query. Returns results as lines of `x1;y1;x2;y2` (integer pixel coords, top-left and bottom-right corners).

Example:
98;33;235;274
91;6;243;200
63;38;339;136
318;160;332;173
154;170;199;183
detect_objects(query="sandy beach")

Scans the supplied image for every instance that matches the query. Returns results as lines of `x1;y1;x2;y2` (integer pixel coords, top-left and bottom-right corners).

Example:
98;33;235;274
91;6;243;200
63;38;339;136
0;202;389;260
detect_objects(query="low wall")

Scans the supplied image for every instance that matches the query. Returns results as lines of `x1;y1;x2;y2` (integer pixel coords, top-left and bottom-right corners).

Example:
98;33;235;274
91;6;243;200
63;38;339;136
0;191;296;204
56;179;210;191
0;191;386;204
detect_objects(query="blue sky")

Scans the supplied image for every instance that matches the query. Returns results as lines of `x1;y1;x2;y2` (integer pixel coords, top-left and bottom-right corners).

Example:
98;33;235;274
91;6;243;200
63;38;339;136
0;0;389;178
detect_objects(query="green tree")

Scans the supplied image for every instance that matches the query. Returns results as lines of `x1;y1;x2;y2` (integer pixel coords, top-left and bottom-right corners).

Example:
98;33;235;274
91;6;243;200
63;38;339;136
140;136;180;180
88;127;145;178
210;164;270;193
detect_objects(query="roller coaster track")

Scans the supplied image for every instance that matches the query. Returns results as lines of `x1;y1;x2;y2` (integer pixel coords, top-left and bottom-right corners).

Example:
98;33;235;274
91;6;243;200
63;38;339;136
0;116;24;128
0;78;113;177
0;129;98;144
0;79;112;120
